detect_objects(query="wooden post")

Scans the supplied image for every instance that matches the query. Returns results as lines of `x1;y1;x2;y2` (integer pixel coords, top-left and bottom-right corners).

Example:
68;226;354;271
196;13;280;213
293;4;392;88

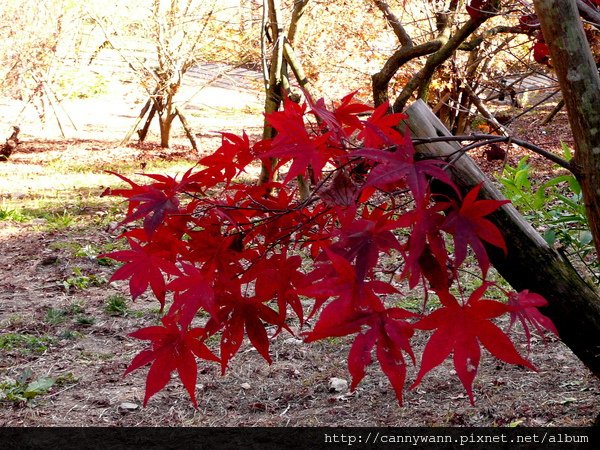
541;98;565;125
137;104;157;143
121;98;152;146
175;106;198;152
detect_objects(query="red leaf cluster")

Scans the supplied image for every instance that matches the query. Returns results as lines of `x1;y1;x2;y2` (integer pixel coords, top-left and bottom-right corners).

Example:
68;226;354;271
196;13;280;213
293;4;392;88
466;0;499;21
533;33;551;66
102;92;557;407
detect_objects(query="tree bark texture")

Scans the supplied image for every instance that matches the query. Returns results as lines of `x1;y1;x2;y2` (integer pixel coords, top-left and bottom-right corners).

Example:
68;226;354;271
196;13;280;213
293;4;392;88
405;100;600;378
534;0;600;259
158;112;176;148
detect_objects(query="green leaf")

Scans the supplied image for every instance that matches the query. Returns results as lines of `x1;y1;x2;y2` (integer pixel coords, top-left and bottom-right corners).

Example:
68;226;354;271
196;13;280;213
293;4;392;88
541;174;574;189
568;177;581;195
560;141;573;162
516;156;530;170
514;169;531;191
543;229;556;246
24;377;55;399
533;187;547;209
578;231;593;246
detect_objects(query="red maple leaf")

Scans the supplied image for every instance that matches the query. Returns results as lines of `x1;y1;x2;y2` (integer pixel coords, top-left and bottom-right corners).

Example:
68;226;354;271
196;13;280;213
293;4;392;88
101;238;180;309
356;101;406;149
518;13;540;31
198;132;254;185
104;169;207;236
442;183;509;276
411;285;535;404
264;131;340;183
348;308;418;405
333;91;372;137
167;263;217;327
396;198;449;289
129;188;181;237
356;129;455;205
416;243;452;293
303;90;345;139
125;315;219;407
208;293;290;374
305;299;418;405
296;203;338;259
303;296;371;342
301;249;396;315
533;40;550;65
263;97;343;182
184;222;250;275
319;171;360;207
244;252;309;325
508;290;558;350
466;0;497;20
332;207;402;281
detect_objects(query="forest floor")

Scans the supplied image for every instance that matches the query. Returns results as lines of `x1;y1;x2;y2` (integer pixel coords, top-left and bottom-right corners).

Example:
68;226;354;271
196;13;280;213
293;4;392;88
0;76;598;427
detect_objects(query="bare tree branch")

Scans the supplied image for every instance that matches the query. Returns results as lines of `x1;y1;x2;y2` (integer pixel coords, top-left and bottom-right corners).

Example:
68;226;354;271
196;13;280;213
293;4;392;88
392;14;492;112
287;0;309;44
372;0;412;47
372;41;442;106
577;0;600;30
459;25;529;51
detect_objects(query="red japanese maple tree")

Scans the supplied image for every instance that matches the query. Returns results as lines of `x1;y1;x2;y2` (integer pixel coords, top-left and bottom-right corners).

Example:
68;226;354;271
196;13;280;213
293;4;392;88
102;92;557;407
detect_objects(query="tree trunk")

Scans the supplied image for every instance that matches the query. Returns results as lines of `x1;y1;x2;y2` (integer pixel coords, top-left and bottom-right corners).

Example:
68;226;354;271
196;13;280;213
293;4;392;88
158;113;176;148
258;0;285;185
405;100;600;379
533;0;600;259
454;48;480;134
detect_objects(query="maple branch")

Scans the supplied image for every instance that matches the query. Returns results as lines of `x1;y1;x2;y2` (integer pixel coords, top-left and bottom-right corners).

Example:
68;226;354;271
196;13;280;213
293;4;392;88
461;80;510;136
392;15;492;112
259;0;286;185
459;25;528;51
412;134;573;172
372;41;443;107
283;42;309;88
541;98;565;125
503;88;561;125
445;136;506;166
370;0;459;107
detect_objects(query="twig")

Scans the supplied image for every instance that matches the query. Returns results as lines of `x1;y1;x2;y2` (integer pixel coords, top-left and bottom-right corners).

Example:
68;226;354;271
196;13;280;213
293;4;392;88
412;133;573;172
46;383;78;398
461;81;509;136
506;88;560;124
